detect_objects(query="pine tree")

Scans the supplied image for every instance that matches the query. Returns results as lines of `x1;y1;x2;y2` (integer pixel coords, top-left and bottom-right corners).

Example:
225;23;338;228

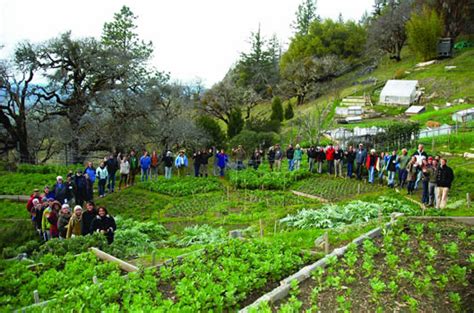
284;102;295;120
270;96;284;122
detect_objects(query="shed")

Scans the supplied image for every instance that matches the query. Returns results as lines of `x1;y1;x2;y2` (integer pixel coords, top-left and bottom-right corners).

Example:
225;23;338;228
405;105;425;115
379;80;419;106
452;108;474;123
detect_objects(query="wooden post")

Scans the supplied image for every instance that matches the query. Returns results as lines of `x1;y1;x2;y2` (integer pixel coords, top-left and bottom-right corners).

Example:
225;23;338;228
33;290;40;304
90;247;139;272
324;232;329;254
151;251;156;266
467;193;471;208
259;219;264;238
378;208;382;224
357;184;361;194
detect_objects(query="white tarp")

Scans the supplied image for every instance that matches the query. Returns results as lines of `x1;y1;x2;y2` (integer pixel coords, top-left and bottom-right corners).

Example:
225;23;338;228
380;80;419;106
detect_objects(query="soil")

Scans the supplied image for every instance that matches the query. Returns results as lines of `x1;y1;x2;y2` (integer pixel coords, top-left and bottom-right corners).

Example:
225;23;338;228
273;220;474;312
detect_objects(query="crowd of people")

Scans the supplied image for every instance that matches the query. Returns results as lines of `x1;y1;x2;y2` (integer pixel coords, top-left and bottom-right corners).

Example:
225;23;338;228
25;143;455;243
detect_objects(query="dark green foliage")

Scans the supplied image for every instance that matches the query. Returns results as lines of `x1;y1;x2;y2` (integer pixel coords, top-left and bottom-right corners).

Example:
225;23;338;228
227;108;244;138
270;96;284;122
407;6;444;61
285;102;295;120
140;176;222;196
0;221;38;258
196;115;226;147
245;116;280;133
228;130;278;153
374;122;420;151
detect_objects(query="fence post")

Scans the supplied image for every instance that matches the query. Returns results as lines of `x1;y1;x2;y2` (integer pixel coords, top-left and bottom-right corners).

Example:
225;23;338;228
33;290;40;304
467;193;471;208
259;219;264;238
324;232;329;254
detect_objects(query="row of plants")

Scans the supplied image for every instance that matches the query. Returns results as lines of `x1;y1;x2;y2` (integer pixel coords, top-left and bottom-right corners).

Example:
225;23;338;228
0;252;121;310
228;168;312;190
27;239;312;311
294;175;385;200
279;197;418;229
267;219;473;312
140;176;223;196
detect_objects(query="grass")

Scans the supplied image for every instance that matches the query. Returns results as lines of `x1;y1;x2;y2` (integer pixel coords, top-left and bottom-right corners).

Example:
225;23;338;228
0;200;27;219
418;130;474;154
410;103;474;126
0;172;58;195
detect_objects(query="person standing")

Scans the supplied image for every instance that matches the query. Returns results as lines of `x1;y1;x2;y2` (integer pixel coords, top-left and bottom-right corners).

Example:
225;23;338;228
293;145;303;170
199;148;213;177
413;144;428;190
84;173;94;202
81;201;97;236
216;149;229;177
96;162;108;198
175;150;189;177
118;154;130;190
192;150;202;177
325;144;335;175
334;145;344;178
47;201;61;239
150;150;160;180
286;144;295;171
406;156;418;195
316;147;325;174
128;149;139;186
65;174;75;204
274;144;283;171
84;162;96;189
386;150;398;188
376;152;386;185
421;159;430;205
307;146;317;173
355;143;367;180
163;151;174;179
398;149;410;188
436;158;454;209
53;176;67;204
427;158;438;207
90;207;117;244
366;149;378;184
67;205;83;238
26;188;41;214
268;146;276;171
106;154;119;193
73;170;87;207
250;148;263;170
57;204;71;239
140;151;151;182
232;145;246;170
345;146;356;178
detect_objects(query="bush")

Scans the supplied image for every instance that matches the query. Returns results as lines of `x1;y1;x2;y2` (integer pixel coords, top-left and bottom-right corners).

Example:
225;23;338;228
227;108;244;138
407;6;444;61
228;130;278;154
195;116;226;147
284;102;295;120
270;96;284;122
245;116;281;133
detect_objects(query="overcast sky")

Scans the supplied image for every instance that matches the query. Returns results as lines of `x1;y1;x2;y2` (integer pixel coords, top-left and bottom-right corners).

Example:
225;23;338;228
0;0;374;86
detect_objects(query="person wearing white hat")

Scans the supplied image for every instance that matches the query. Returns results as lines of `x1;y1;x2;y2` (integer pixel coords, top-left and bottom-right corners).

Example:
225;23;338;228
67;205;83;238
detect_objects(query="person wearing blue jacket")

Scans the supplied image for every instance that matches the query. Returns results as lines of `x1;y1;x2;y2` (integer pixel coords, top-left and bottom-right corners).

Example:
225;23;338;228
175;150;189;177
140;150;151;181
216;149;228;177
84;162;96;185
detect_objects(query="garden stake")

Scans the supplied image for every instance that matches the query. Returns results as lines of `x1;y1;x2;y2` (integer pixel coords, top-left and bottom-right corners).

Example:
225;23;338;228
93;276;98;284
467;193;471;208
274;220;277;234
33;290;40;304
259;219;264;238
324;232;329;254
378;208;382;224
357;184;361;194
152;252;156;266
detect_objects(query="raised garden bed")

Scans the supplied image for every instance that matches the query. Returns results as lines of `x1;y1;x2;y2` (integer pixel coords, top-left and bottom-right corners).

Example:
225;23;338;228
252;218;473;312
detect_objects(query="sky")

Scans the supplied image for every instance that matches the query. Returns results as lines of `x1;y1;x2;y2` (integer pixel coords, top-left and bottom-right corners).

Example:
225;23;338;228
0;0;374;87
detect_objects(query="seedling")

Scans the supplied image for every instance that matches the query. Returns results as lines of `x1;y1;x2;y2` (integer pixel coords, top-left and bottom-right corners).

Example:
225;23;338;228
448;292;462;312
444;242;459;259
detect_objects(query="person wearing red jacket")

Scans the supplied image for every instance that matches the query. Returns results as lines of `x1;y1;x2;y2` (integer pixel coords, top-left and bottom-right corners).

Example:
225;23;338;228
325;144;335;175
366;149;379;184
26;188;41;213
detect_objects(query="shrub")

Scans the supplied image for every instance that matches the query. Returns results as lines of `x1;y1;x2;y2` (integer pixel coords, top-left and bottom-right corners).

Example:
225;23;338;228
228;130;278;154
407;7;444;61
285;102;295;120
227;108;244;138
270;96;284;122
195;115;226;147
245;116;281;133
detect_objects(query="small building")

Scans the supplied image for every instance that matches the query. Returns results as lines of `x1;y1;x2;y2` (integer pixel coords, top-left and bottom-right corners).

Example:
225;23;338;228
353;126;385;137
452;108;474;123
379;80;420;106
405;105;425;115
335;106;363;117
328;128;353;140
345;116;363;124
419;124;453;138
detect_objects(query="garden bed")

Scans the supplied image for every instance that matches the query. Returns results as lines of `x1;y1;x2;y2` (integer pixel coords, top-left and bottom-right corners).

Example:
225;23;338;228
267;219;473;312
